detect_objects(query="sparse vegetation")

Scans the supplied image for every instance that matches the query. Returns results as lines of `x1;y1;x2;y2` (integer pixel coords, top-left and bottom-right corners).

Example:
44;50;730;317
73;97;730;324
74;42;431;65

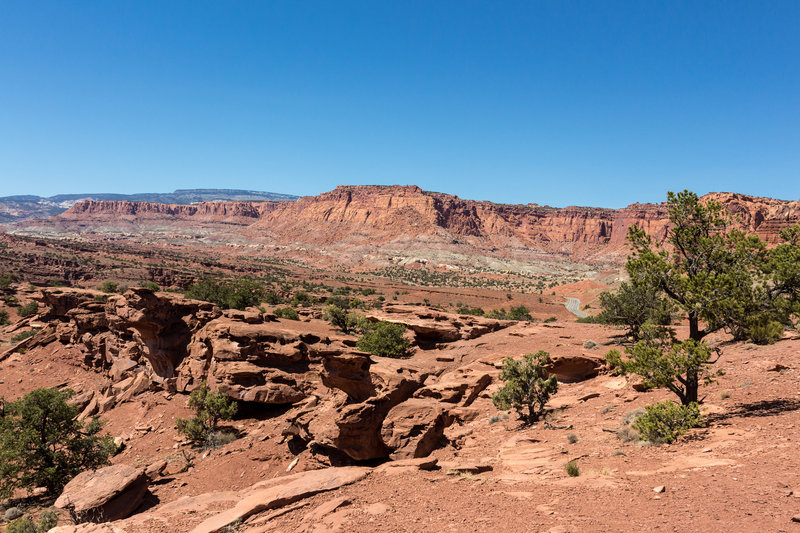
747;317;784;345
492;351;558;424
323;305;367;334
185;277;266;310
455;305;485;316
0;388;115;497
0;309;9;326
0;273;18;290
596;282;675;339
17;301;39;318
289;290;315;307
11;329;37;344
6;511;58;533
176;382;238;446
565;460;580;477
140;281;161;291
273;307;300;320
356;321;410;358
99;280;120;293
485;305;532;321
633;401;704;444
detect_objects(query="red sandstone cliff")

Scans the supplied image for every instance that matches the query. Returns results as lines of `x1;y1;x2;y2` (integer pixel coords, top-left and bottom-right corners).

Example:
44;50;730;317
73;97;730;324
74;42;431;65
59;199;281;224
56;186;800;252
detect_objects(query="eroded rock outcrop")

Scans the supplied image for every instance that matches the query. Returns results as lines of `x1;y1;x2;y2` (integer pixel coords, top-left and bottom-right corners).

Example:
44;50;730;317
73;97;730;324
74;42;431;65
178;314;346;403
54;464;150;523
24;290;506;463
367;305;513;346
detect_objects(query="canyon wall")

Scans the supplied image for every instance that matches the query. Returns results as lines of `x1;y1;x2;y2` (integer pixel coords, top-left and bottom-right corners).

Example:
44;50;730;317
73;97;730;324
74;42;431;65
56;185;800;252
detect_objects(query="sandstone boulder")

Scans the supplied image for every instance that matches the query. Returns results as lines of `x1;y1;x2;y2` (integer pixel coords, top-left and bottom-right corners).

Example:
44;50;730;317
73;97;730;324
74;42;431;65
381;398;454;459
413;362;492;406
286;357;430;461
55;464;150;522
548;353;604;382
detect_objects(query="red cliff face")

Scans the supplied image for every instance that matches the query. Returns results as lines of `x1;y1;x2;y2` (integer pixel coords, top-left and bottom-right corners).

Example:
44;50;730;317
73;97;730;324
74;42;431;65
57;187;800;257
60;200;280;223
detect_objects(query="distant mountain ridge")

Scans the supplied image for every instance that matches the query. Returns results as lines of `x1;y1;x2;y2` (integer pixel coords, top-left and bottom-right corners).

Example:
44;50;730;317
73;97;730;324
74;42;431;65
0;189;298;223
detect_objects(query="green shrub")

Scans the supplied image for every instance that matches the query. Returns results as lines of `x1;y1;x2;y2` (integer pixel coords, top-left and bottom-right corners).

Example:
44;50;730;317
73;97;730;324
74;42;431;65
492;351;558;424
325;296;351;309
0;273;18;290
263;291;282;305
140;281;161;291
456;305;485;317
356;322;410;358
176;383;237;446
289;290;314;307
5;295;19;307
205;430;237;450
0;309;9;326
596;282;674;339
507;305;532;321
11;329;37;344
17;301;38;318
323;305;366;334
185;278;266;310
0;388;115;497
94;294;110;303
633;401;704;444
6;518;36;533
747;318;784;345
576;315;604;324
273;307;300;320
99;281;120;293
47;279;67;287
565;460;580;477
543;316;557;323
6;510;59;533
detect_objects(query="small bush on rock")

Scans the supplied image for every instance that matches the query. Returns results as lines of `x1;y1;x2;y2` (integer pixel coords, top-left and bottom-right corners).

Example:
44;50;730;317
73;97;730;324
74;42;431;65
7;511;58;533
0;309;9;326
17;301;38;318
99;280;121;293
507;305;532;321
356;322;410;358
492;351;558;424
176;383;237;446
323;305;365;334
633;401;704;444
273;307;300;320
0;273;18;290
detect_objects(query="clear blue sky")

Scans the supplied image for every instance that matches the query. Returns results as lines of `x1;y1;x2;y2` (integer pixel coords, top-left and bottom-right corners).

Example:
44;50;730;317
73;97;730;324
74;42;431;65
0;1;797;207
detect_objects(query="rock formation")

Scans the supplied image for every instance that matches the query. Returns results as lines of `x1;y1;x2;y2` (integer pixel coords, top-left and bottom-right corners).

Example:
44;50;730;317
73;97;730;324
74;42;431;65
54;464;150;522
50;186;800;254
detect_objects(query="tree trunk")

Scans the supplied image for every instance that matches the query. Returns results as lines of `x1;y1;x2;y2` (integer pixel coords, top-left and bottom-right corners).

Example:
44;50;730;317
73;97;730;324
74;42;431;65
684;368;699;405
689;314;701;342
